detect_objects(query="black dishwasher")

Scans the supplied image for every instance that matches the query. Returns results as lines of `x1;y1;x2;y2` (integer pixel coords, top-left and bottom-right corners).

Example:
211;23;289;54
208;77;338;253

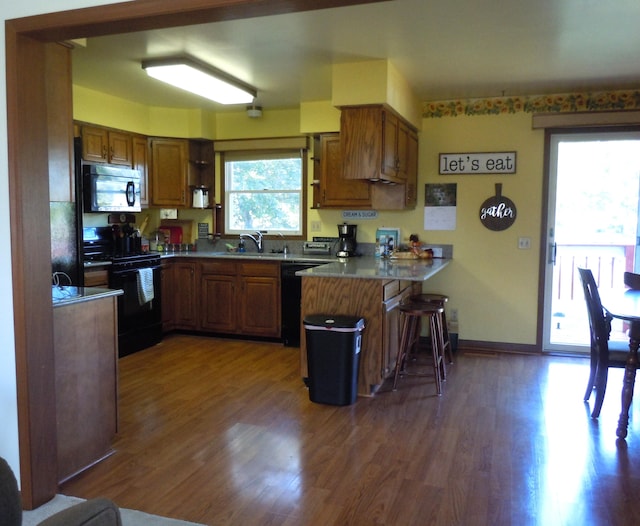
281;263;321;347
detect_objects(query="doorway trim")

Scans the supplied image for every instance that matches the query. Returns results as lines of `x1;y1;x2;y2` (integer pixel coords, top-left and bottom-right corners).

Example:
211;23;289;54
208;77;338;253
536;124;640;355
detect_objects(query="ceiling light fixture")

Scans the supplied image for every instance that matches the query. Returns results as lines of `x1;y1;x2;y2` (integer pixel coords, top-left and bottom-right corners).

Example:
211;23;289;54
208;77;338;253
141;57;256;105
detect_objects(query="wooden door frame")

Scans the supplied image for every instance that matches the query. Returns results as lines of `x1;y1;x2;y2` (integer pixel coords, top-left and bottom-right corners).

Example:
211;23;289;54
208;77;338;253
5;0;382;509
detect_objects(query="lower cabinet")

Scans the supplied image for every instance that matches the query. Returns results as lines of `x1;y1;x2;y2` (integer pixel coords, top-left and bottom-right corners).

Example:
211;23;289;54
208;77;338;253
300;276;419;396
53;295;118;483
238;262;280;337
164;258;281;338
172;261;198;330
200;260;237;332
161;260;175;331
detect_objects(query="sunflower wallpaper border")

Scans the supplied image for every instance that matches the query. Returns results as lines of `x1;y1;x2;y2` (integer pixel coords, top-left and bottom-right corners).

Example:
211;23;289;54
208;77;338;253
422;89;640;118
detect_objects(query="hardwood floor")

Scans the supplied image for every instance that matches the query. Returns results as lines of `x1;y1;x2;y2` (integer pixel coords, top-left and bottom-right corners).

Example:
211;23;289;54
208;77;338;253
61;334;640;525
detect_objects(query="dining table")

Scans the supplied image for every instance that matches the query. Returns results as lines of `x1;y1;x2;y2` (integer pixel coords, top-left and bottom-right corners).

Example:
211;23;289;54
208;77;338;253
601;289;640;439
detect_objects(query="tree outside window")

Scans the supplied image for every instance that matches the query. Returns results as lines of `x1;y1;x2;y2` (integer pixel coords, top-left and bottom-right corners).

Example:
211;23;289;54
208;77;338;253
224;151;304;236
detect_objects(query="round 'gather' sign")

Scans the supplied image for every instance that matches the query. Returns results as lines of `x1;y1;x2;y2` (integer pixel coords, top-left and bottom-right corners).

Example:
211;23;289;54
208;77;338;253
479;183;517;231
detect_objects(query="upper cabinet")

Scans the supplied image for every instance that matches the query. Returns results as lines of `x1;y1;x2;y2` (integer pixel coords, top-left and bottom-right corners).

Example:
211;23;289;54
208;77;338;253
132;135;149;207
46;43;74;203
341;104;418;185
339;104;418;210
81;125;132;166
188;139;215;207
149;137;189;207
312;133;371;209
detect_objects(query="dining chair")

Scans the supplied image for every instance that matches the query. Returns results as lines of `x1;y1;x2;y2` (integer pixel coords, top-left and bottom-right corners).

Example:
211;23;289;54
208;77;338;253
623;271;640;290
577;268;631;418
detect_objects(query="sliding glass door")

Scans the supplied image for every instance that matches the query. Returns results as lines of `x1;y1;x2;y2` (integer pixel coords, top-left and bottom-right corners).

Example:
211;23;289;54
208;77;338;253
543;130;640;353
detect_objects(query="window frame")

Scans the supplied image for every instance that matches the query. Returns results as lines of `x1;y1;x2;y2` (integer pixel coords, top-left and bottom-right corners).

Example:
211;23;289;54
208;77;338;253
219;142;308;239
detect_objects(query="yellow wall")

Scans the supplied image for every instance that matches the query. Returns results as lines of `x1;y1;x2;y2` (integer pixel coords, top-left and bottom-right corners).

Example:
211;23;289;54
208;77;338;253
74;86;546;347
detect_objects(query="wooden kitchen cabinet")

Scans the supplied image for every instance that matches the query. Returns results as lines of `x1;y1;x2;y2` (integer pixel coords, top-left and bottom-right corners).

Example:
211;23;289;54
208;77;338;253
46;43;74;203
83;267;109;287
161;259;175;331
199;259;280;338
200;260;237;333
150;137;189;207
172;260;198;329
312;133;371;209
238;262;280;338
340;105;418;210
300;276;420;396
53;295;118;483
188;139;215;207
132;135;149;207
81;124;132;166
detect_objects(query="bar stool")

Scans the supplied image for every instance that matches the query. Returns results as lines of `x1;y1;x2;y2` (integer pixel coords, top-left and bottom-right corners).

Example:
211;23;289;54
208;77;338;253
392;301;446;395
409;293;453;364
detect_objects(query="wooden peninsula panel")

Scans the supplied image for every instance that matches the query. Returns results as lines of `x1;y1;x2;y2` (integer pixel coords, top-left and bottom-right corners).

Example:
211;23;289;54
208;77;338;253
53;295;119;483
301;276;418;396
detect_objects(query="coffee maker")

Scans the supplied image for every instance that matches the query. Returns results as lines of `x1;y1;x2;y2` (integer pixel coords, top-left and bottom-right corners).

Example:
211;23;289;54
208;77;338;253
336;223;358;257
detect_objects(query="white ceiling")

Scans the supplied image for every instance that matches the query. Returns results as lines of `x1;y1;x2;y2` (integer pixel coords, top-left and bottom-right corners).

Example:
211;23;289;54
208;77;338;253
71;0;640;112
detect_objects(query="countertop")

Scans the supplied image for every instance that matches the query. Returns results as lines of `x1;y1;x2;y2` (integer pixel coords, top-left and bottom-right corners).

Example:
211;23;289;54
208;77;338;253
162;251;337;264
161;251;451;281
295;256;451;281
52;286;123;307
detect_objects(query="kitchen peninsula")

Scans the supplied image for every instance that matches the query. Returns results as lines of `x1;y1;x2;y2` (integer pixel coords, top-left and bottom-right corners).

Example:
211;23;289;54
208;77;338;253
52;286;122;483
298;257;451;396
159;249;450;397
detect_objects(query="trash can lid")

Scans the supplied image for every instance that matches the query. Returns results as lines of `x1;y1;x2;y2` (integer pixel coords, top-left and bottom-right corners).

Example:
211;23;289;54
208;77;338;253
303;315;365;331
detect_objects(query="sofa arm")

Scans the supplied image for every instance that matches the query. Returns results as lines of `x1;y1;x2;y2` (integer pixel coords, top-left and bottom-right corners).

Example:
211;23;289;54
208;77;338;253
38;498;122;526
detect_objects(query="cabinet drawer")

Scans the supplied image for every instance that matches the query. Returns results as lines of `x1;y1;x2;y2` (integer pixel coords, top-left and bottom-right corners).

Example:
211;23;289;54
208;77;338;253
239;261;280;277
84;269;109;287
200;260;237;275
382;280;400;300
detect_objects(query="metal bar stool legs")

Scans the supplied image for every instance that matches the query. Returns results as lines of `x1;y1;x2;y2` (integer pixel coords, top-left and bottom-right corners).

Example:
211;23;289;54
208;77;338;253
392;302;445;395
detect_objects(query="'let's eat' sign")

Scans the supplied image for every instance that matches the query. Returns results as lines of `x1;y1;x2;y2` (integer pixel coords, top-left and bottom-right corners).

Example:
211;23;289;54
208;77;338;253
439;151;516;175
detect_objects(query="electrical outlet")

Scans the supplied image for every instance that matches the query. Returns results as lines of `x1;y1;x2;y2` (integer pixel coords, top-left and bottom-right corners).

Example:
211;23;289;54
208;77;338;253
450;308;458;322
311;221;321;232
518;237;531;249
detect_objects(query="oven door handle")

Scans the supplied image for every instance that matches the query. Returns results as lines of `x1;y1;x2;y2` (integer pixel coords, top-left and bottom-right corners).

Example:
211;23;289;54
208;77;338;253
111;264;161;278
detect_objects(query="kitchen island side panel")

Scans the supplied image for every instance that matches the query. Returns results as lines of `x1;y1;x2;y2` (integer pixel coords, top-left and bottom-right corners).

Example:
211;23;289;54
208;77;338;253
301;276;383;396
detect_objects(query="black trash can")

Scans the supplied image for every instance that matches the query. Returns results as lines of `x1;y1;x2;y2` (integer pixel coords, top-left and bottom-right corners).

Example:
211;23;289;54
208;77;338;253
304;315;365;406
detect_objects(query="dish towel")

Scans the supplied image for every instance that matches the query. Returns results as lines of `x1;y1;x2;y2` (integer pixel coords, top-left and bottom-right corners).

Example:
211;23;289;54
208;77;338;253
137;268;155;305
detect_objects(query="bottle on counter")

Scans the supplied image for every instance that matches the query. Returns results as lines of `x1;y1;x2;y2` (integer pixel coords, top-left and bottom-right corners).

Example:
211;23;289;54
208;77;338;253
238;238;246;253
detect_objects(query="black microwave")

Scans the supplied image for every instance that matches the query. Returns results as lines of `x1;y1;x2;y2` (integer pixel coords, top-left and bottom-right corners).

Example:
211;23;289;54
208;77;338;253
83;164;141;213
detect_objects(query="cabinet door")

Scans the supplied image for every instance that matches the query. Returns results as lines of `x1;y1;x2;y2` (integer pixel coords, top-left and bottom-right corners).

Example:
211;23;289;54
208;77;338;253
395;120;411;180
132;136;149;206
240;275;280;337
150;138;189;207
161;261;174;331
46;43;74;202
108;131;132;166
239;262;280;337
173;261;197;329
82;125;108;163
318;133;371;208
404;131;418;208
340;106;382;181
200;273;237;332
382;110;399;178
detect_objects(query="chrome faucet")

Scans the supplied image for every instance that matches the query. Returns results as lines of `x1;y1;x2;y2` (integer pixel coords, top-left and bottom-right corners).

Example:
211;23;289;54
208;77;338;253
240;231;264;253
278;232;289;255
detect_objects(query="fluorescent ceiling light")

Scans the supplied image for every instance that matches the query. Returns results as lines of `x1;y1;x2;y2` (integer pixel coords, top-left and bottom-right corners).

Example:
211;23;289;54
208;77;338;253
142;57;256;105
